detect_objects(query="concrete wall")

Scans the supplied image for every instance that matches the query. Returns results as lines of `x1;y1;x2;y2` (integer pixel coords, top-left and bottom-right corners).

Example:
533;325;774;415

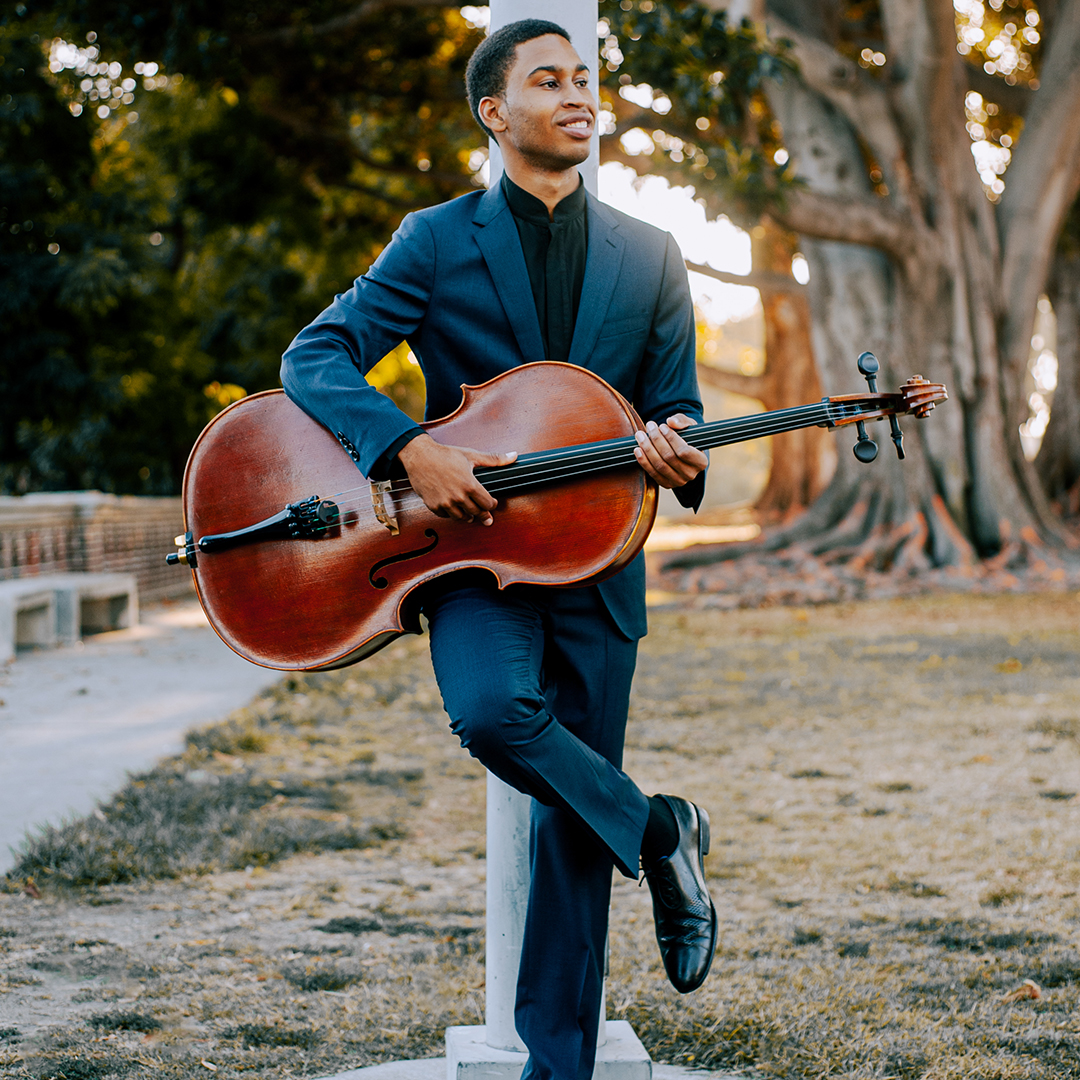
0;492;193;601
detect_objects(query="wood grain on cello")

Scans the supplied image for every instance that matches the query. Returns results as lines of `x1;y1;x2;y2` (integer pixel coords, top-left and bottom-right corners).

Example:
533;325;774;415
168;358;946;671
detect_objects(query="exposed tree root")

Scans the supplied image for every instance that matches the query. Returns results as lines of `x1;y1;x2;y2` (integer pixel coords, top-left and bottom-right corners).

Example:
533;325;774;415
656;497;1080;610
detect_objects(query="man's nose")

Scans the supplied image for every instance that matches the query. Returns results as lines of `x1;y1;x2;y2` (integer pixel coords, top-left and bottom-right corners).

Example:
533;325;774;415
563;84;591;108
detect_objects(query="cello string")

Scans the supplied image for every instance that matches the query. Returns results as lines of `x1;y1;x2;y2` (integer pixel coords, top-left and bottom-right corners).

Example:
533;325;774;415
318;401;838;512
320;400;838;508
287;401;841;536
296;405;838;536
319;397;864;509
222;399;860;545
320;389;915;506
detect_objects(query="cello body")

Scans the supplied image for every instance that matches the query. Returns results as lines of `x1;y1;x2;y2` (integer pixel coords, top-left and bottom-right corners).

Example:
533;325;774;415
182;363;657;671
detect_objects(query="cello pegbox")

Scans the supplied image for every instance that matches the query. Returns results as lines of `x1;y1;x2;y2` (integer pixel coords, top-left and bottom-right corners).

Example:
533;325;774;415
901;375;939;419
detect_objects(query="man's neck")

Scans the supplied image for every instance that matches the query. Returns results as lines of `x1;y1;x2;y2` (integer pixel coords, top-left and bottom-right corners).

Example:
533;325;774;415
500;161;582;218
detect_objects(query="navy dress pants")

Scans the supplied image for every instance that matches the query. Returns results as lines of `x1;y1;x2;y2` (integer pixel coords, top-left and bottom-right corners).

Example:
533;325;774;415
423;575;651;1080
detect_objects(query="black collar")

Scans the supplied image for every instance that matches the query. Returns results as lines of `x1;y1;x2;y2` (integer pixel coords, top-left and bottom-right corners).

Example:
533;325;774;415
501;172;586;225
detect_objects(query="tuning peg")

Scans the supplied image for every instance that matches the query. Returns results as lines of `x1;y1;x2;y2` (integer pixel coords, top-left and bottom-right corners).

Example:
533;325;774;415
889;415;905;459
857;351;879;393
853;420;878;463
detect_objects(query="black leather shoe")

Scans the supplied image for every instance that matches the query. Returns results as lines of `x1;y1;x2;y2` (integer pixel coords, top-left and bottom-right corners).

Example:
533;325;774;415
642;794;717;993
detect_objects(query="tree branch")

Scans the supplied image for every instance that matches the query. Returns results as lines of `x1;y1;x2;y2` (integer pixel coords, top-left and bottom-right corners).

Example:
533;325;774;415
879;0;921;74
257;99;472;189
244;0;459;45
765;14;905;176
999;0;1080;316
597;140;654;176
697;364;768;400
964;64;1037;117
339;181;444;211
766;186;915;259
685;259;802;292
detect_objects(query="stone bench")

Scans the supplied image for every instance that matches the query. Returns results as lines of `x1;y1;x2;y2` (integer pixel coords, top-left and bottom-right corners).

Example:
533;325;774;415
0;572;139;663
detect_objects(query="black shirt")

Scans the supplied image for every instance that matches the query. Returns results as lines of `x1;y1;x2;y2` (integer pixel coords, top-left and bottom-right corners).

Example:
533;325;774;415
501;172;588;364
373;173;590;479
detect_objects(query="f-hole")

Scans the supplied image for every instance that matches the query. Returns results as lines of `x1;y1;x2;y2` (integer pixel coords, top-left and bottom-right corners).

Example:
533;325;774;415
368;529;440;589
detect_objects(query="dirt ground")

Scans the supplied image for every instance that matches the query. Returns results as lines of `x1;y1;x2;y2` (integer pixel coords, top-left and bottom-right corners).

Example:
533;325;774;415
1;593;1079;1079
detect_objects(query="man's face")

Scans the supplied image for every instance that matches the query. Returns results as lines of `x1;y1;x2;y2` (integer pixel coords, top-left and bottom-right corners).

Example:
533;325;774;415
482;34;597;172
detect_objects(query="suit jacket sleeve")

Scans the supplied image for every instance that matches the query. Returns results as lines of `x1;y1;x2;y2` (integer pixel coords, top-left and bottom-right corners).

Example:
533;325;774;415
635;232;706;512
279;212;434;478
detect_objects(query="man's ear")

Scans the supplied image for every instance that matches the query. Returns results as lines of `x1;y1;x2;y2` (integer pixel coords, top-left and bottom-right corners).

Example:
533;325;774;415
479;95;508;136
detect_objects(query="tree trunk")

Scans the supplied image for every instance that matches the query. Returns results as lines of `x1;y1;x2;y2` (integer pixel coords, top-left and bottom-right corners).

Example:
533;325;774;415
753;284;831;514
1038;249;1080;517
667;0;1080;576
695;221;832;517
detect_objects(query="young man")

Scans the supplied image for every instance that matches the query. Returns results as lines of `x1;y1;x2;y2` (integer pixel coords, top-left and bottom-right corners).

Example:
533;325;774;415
281;20;716;1080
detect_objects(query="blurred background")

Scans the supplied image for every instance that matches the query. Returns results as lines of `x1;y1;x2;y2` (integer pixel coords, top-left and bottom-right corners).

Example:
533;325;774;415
2;0;1079;588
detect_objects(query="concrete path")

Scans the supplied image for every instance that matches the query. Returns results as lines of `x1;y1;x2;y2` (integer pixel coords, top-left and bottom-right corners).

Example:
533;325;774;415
0;597;282;872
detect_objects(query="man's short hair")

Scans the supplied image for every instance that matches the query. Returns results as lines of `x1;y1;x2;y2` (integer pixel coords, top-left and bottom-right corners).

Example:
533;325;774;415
465;19;572;141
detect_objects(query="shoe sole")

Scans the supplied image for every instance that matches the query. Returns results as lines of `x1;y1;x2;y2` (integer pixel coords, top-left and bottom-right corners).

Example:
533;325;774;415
687;803;717;994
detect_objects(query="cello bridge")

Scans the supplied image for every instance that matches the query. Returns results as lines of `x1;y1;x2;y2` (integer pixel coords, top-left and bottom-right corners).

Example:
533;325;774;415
371;480;400;536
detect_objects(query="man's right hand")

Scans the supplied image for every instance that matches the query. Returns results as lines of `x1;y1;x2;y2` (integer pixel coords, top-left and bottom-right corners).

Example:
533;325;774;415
398;434;517;526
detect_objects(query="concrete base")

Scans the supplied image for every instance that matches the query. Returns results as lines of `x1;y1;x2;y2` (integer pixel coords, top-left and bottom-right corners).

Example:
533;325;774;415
446;1022;652;1080
313;1061;751;1080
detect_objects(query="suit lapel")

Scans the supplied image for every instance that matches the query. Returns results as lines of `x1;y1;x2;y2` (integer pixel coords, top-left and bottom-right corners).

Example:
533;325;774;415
568;195;625;370
473;184;545;363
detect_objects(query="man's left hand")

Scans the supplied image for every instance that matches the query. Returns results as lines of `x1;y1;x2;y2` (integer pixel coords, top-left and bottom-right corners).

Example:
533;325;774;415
633;414;708;489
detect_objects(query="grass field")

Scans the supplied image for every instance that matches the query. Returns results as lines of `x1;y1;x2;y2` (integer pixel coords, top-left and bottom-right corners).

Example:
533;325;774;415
2;594;1079;1079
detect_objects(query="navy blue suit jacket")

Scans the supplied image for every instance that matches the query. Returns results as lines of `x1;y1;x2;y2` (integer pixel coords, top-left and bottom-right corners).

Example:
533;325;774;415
281;180;703;639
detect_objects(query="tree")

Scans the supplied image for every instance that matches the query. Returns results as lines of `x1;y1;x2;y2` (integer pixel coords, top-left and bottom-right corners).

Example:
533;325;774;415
1037;196;1080;517
691;223;831;516
2;1;478;494
600;0;1080;572
598;2;831;517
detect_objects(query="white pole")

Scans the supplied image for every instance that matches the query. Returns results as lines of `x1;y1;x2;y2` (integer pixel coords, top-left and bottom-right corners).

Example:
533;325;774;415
484;0;601;1057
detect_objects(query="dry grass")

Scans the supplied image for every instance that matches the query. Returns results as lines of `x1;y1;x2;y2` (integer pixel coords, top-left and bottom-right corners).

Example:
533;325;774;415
1;594;1079;1078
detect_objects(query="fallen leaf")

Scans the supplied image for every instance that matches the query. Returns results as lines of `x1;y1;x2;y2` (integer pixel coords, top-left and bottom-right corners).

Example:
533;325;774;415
996;658;1023;673
200;1061;218;1072
1000;979;1042;1003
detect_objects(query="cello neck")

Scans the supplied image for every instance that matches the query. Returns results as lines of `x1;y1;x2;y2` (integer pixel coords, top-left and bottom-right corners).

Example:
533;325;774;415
474;400;836;497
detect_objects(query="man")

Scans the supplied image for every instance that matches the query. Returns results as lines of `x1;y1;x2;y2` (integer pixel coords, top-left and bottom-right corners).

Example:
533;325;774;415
281;20;716;1080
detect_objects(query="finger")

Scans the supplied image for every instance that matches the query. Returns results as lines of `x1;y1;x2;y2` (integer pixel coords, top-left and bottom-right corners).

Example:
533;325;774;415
462;448;519;468
664;413;696;431
656;421;708;471
449;477;498;521
643;421;699;481
635;423;705;487
634;426;684;487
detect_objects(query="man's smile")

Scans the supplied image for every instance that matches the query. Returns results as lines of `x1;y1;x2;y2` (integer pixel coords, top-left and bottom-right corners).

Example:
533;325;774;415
559;115;594;136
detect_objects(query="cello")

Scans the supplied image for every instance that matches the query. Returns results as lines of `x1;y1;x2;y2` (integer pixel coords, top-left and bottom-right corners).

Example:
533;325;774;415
167;354;945;671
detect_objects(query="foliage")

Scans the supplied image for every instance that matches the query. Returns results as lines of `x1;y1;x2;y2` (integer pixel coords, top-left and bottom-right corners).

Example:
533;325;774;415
1;3;481;494
598;0;796;224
